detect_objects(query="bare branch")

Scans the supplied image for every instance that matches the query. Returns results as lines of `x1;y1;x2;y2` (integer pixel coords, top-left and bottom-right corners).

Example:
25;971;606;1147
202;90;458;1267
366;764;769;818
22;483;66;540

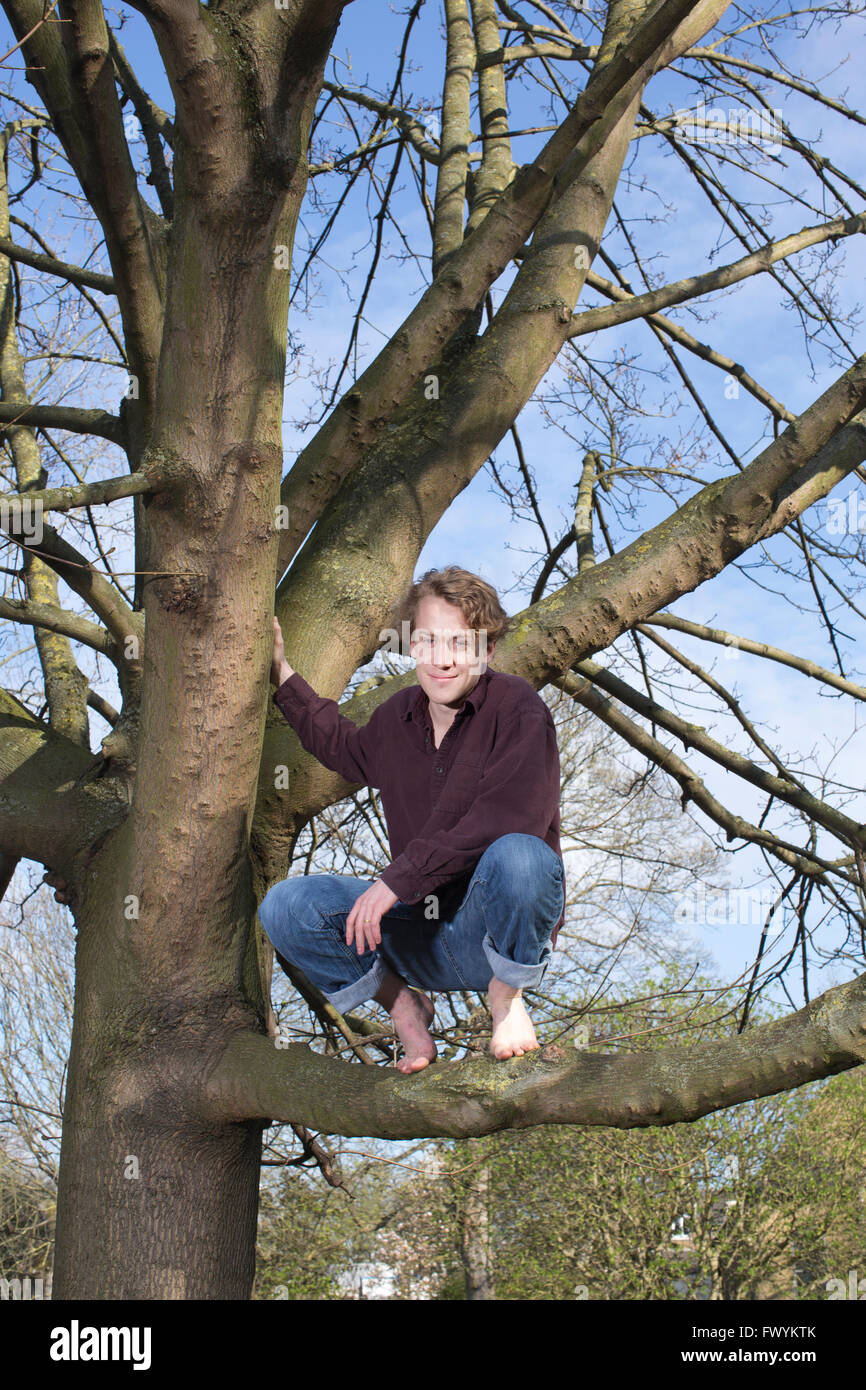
0;235;116;294
0;595;114;656
433;0;475;274
0;401;124;443
684;45;866;130
491;360;866;689
0;468;163;517
574;449;599;573
584;267;796;422
575;654;863;850
86;688;118;726
0;515;140;656
0;0;59;65
634;621;812;783
552;666;842;882
568;212;866;339
320;81;440;163
642;612;866;703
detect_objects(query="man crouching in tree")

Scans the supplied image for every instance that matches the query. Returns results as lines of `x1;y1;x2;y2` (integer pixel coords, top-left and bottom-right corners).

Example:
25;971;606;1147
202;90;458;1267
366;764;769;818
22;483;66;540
262;566;566;1074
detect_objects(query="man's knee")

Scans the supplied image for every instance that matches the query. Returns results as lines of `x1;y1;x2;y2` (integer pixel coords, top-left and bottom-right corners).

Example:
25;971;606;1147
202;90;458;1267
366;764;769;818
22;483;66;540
258;876;319;948
482;834;561;895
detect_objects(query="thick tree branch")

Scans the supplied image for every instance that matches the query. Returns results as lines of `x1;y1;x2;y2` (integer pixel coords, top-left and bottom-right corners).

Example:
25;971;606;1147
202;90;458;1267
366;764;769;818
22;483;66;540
0;235;116;293
0;685;127;868
0;848;19;903
60;0;165;419
107;30;174;221
475;39;595;68
203;971;866;1136
466;0;514;234
1;467;168;517
574;449;599;573
0;595;114;655
432;0;475;274
0;401;124;443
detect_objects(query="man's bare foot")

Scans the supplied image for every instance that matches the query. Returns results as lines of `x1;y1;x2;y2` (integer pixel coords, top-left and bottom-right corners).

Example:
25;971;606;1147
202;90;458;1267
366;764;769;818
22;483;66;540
488;976;540;1060
374;971;437;1074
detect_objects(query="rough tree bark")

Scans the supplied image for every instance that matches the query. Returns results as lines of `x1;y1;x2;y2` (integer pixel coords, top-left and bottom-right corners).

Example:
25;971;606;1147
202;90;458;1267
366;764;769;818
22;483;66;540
2;0;350;1299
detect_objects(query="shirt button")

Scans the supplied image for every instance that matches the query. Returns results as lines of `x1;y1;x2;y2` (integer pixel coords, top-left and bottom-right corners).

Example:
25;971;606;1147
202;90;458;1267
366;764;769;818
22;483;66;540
435;765;443;773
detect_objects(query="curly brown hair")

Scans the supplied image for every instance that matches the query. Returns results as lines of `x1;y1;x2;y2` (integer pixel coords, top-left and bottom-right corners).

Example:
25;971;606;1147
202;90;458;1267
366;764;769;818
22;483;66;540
396;565;510;646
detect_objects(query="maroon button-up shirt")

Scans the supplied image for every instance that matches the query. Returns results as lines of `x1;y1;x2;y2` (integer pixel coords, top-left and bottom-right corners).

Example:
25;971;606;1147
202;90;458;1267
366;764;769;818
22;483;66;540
272;665;565;946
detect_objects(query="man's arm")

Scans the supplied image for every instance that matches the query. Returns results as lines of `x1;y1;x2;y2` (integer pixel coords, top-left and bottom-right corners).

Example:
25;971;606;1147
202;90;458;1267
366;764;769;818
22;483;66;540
270;616;382;787
379;702;561;905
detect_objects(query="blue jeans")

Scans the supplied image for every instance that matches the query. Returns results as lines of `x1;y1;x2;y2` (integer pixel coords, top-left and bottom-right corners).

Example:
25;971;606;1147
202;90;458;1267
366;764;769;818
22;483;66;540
258;833;564;1013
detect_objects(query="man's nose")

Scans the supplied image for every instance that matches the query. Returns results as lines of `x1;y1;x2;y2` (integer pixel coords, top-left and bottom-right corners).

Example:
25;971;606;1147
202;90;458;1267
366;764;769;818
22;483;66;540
432;638;454;665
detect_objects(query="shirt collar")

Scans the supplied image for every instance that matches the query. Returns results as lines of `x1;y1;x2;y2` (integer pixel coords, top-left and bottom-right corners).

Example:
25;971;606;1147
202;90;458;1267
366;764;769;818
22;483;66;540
401;665;494;722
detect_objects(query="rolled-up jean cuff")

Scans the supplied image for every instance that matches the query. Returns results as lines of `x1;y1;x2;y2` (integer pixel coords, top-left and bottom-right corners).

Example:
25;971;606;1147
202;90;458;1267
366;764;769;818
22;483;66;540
322;954;389;1013
482;932;551;990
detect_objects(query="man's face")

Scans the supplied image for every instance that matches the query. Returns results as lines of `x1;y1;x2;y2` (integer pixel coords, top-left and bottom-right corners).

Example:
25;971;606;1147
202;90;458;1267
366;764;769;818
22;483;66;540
410;594;495;715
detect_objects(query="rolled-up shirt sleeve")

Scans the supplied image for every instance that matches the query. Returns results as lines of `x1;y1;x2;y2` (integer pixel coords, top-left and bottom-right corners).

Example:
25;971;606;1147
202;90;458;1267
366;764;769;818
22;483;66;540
272;672;383;788
379;704;560;904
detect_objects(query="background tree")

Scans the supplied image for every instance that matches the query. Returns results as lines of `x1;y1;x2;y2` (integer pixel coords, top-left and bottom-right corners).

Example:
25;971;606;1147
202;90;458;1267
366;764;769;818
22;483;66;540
0;1142;54;1293
0;0;864;1300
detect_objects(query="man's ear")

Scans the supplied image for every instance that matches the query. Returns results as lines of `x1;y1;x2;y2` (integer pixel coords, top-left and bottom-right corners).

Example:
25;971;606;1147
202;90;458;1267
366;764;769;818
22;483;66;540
486;641;496;663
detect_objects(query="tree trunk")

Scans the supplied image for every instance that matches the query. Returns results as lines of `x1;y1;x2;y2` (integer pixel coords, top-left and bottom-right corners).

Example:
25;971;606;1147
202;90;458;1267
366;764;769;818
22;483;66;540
51;778;271;1297
44;1;345;1298
461;1161;494;1299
